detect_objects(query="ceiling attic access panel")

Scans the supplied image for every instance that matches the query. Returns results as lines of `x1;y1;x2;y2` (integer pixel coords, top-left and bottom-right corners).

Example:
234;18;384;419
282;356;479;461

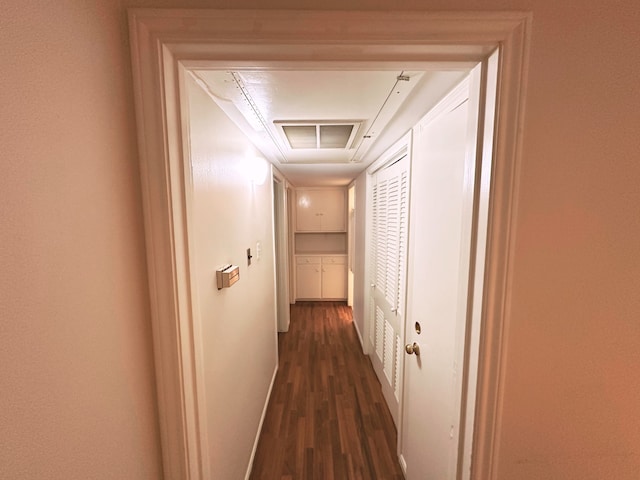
190;69;426;166
278;122;360;150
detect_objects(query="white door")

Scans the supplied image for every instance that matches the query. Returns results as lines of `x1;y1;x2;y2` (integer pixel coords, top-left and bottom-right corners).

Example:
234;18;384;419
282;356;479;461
369;140;411;426
400;67;484;479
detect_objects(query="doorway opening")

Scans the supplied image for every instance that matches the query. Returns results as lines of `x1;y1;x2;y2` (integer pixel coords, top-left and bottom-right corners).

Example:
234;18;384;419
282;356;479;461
128;9;530;479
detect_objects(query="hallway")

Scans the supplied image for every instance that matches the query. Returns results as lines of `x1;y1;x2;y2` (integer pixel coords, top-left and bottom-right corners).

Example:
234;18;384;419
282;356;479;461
250;302;404;479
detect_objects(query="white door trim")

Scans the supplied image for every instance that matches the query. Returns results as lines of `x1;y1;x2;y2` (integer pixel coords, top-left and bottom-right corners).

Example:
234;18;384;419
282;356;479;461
272;169;291;333
128;9;531;479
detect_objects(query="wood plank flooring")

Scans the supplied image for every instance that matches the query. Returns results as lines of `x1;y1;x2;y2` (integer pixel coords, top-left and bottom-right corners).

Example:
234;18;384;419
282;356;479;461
249;301;404;479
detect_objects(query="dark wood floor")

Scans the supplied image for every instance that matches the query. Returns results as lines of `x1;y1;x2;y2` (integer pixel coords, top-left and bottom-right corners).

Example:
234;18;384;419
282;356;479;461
249;301;404;480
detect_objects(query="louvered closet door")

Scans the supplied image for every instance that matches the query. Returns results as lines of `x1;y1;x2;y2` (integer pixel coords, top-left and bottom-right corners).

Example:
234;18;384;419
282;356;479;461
369;152;410;426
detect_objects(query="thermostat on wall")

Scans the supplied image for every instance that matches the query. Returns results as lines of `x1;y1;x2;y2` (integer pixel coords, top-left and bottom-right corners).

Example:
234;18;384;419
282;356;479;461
216;264;239;290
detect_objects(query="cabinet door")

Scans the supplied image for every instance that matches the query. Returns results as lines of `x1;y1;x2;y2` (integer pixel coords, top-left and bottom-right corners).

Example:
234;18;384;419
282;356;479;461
295;189;346;232
318;189;346;231
296;264;322;299
295;190;322;231
321;264;347;299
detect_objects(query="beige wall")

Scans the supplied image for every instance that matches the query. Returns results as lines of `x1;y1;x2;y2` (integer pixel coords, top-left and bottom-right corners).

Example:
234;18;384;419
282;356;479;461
0;2;163;478
186;75;278;478
1;1;638;479
497;2;640;476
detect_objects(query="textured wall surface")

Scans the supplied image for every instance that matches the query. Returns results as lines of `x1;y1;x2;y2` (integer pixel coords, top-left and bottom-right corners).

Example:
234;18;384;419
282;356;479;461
1;1;639;479
0;2;162;478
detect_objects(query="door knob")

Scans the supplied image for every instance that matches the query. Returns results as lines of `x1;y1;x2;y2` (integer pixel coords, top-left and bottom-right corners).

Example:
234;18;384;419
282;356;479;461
405;342;420;356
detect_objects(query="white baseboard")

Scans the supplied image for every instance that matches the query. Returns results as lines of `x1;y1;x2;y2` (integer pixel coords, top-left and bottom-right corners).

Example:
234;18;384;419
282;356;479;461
399;453;407;475
352;314;364;352
244;363;278;480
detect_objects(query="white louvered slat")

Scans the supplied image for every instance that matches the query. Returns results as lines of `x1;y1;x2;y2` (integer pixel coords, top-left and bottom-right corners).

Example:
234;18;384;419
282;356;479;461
394;333;402;400
369;297;376;345
375;305;384;361
385;175;400;307
397;170;409;315
383;319;394;384
375;179;388;296
371;182;378;285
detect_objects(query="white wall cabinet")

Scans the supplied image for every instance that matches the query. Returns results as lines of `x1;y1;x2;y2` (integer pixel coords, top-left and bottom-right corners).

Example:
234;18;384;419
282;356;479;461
295;188;346;232
296;255;346;300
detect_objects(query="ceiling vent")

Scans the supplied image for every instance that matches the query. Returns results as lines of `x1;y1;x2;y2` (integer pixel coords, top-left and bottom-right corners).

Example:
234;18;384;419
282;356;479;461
276;122;360;150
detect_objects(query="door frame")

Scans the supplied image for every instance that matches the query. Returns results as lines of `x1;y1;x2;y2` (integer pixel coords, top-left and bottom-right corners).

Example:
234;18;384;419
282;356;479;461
272;169;291;332
128;9;531;479
347;184;356;309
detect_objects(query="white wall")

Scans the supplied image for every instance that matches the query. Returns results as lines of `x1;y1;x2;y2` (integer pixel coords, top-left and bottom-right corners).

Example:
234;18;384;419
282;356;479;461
186;75;278;478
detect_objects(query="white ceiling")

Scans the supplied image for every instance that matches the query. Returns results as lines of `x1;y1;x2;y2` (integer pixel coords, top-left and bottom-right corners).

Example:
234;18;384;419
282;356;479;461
192;67;470;186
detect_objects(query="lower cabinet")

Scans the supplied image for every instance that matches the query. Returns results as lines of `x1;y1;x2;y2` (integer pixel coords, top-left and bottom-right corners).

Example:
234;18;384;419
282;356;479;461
296;263;322;299
321;263;347;299
296;255;346;300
